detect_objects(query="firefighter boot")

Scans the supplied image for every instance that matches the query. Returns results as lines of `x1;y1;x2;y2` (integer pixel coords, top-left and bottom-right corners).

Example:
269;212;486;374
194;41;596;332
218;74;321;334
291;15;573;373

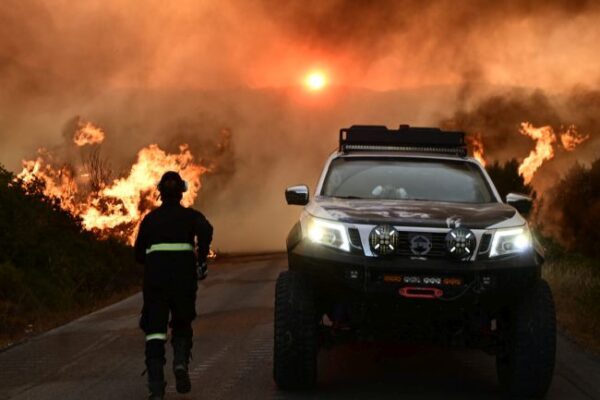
172;336;192;393
146;359;166;400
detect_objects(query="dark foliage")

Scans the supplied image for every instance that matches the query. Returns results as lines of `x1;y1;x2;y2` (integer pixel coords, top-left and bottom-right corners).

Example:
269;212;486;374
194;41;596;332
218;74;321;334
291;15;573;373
0;165;140;340
485;157;600;259
485;159;535;200
542;159;600;258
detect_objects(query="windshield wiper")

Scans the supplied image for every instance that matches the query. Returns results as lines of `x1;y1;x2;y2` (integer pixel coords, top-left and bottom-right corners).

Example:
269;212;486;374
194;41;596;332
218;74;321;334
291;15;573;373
404;198;433;202
333;195;363;199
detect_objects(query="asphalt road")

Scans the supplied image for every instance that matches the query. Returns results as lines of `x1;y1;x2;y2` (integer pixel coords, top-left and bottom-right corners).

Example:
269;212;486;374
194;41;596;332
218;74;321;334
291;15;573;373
1;254;599;400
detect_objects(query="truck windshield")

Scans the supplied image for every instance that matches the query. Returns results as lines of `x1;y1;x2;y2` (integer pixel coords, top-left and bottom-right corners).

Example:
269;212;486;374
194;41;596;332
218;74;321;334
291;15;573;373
321;158;495;203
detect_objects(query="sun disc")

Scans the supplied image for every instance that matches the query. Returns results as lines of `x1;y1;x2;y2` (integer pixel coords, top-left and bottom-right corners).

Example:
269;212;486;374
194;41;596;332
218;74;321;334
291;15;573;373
305;71;327;91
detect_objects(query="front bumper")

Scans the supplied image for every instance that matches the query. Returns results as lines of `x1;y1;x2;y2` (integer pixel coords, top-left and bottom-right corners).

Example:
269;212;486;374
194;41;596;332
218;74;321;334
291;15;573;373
288;240;542;310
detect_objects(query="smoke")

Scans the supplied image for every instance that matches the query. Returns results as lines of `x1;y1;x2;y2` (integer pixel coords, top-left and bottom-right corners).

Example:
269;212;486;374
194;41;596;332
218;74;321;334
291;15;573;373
254;1;597;60
2;1;600;251
441;87;600;191
3;0;600;98
248;0;600;89
440;86;600;248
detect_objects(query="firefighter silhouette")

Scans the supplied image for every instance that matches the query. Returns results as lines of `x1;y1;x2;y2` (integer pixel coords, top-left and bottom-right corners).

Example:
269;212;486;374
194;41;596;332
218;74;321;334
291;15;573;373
135;171;213;400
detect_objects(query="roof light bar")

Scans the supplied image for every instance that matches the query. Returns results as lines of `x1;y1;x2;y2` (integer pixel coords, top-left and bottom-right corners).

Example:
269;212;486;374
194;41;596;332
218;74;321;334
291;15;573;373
339;124;467;156
343;144;467;156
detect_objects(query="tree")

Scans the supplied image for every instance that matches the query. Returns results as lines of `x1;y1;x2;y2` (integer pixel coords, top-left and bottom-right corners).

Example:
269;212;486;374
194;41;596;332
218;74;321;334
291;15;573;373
486;159;535;200
542;159;600;257
82;147;112;192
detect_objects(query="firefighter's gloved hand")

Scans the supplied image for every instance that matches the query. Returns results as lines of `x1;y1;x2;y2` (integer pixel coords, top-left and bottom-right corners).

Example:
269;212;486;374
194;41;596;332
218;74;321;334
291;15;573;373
197;262;208;281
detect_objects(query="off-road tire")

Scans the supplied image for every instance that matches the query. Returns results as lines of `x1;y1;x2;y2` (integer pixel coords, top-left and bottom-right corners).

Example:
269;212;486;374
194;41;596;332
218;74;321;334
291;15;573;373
496;279;556;398
273;270;318;390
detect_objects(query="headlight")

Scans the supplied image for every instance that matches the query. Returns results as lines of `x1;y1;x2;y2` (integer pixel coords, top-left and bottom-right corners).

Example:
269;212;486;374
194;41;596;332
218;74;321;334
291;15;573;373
489;226;531;257
306;217;350;252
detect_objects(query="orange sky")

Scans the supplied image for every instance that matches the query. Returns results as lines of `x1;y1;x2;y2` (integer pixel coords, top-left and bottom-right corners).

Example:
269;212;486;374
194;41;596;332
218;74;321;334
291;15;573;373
2;0;600;98
2;0;600;252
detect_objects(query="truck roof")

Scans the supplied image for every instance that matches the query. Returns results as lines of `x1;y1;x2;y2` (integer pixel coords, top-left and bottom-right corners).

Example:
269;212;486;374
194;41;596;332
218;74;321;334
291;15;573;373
339;124;467;157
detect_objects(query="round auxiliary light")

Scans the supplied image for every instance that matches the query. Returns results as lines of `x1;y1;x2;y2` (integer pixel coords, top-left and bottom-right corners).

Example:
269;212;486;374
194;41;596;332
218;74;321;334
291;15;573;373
369;225;400;256
445;227;476;260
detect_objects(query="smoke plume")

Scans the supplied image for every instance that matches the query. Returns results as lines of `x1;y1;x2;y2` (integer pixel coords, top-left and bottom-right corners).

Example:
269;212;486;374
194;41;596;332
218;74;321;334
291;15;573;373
441;88;600;191
2;1;600;251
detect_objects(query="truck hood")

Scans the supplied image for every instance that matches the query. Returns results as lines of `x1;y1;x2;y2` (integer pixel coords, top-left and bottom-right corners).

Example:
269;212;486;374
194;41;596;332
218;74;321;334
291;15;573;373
306;197;521;229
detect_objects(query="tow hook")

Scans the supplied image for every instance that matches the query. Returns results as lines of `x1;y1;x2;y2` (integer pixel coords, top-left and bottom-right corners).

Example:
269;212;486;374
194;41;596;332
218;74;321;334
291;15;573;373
399;287;444;299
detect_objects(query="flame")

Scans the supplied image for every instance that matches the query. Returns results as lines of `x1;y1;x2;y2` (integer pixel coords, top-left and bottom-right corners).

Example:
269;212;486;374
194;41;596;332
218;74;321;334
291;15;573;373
17;150;79;210
207;249;217;260
517;122;556;184
467;133;486;166
16;128;209;244
560;125;589;151
517;122;589;184
73;120;106;146
81;144;207;242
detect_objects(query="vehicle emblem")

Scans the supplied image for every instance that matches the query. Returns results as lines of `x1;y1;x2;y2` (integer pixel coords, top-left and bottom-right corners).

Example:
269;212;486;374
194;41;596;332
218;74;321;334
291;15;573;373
369;225;399;256
409;235;432;255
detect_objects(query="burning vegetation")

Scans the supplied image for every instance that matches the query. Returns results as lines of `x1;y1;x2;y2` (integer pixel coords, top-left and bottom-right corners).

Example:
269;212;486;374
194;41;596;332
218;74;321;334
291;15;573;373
464;121;590;185
73;120;106;147
444;88;598;191
16;120;209;244
466;132;486;167
517;123;558;185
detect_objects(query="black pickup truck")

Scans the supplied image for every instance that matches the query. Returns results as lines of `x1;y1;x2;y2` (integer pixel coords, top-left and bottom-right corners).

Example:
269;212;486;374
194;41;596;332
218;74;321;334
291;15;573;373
274;125;556;399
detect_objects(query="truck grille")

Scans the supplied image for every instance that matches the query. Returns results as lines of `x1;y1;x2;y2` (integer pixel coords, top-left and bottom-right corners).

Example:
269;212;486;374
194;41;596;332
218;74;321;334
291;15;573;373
395;232;448;258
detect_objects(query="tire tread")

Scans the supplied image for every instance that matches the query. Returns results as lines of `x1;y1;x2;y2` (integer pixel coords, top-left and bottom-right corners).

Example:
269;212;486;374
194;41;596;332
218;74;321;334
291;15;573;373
273;270;318;390
497;279;556;398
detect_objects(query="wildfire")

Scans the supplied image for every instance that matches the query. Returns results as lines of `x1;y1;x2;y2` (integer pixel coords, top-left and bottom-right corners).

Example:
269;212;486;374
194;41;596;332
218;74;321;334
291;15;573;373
16;125;209;244
560;125;589;151
18;151;78;210
80;144;207;240
467;133;486;166
517;122;589;184
73;120;106;146
518;123;556;184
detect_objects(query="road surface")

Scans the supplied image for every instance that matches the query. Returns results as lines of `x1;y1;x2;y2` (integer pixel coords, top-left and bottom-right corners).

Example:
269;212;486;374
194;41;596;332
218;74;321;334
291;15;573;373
1;254;599;399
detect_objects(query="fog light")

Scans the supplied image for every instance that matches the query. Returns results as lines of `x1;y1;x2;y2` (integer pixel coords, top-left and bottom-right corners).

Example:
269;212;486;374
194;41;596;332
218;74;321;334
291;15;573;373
369;225;400;256
445;227;476;260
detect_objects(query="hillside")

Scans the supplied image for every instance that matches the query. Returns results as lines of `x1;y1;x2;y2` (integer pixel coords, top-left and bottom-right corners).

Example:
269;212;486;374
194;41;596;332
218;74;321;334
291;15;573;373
0;166;141;347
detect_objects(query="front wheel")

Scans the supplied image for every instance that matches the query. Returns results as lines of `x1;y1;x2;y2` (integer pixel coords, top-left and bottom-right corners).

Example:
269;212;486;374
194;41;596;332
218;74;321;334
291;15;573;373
273;270;318;390
496;279;556;398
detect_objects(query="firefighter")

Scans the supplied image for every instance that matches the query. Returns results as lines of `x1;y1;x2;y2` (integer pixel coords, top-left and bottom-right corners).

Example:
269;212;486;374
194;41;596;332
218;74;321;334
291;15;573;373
135;171;213;400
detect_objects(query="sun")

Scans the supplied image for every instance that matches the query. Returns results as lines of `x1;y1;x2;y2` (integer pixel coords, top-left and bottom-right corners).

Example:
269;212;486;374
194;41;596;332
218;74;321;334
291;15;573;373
304;71;327;91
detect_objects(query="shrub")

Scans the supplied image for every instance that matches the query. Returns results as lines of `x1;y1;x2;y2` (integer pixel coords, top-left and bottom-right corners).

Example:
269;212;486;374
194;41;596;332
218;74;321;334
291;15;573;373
540;159;600;258
0;165;140;341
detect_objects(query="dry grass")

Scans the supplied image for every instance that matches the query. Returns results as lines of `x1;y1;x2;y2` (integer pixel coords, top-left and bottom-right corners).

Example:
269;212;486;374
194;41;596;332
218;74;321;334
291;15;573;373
543;254;600;354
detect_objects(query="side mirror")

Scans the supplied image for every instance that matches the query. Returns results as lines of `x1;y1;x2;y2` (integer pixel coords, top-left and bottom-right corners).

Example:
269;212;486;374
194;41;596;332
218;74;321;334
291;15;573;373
285;185;309;205
506;193;533;216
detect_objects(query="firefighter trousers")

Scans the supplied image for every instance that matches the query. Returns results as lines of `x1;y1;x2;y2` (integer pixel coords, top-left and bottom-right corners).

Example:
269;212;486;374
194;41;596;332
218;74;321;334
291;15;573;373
140;252;198;362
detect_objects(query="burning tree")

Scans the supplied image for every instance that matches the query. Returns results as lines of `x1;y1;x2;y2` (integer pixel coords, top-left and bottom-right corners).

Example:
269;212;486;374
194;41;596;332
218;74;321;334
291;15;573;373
79;144;208;243
15;120;210;245
82;147;112;192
